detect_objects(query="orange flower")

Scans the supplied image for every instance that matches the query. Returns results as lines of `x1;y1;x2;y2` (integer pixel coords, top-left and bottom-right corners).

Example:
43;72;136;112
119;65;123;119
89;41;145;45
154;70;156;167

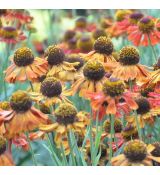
82;36;116;63
86;78;138;120
116;12;144;33
127;16;160;46
106;46;149;83
111;140;160;166
0;90;48;139
5;47;48;83
0;135;14;166
0;26;26;44
65;60;106;97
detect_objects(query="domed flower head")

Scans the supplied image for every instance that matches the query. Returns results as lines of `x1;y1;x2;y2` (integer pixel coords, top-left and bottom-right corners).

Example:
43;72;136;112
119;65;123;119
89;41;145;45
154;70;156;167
127;16;160;46
106;46;149;83
0;26;26;44
83;36;116;63
0;90;48;139
30;76;71;106
44;45;79;81
92;29;108;40
65;60;107;97
39;103;89;135
5;47;48;83
0;135;14;166
126;97;160;128
86;78;138;120
122;125;138;141
111;140;160;166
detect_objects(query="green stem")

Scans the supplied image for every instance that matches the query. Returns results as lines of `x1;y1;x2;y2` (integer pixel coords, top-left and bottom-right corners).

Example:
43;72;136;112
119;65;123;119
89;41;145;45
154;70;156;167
135;112;142;140
129;79;133;92
109;115;115;164
29;81;34;92
26;133;37;166
148;34;157;63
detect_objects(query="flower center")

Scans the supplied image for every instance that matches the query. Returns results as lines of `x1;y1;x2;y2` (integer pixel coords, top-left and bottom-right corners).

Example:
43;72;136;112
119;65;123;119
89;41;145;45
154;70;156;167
75;17;87;28
66;54;84;71
40;77;62;98
0;136;6;155
55;103;77;125
135;97;151;115
92;29;108;40
115;10;132;22
63;30;76;42
151;142;160;157
68;38;77;50
122;125;138;141
77;36;94;53
129;12;144;25
44;45;65;65
13;47;34;67
138;17;155;33
124;140;147;162
0;101;10;110
94;36;113;55
0;26;18;39
104;118;122;133
39;102;51;114
119;46;140;65
83;60;105;81
103;78;125;97
10;90;32;113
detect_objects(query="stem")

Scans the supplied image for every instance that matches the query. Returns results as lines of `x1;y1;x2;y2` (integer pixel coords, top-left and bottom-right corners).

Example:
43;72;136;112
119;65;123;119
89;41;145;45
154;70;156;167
26;133;37;166
129;79;133;92
46;133;60;165
135;112;142;140
109;115;115;163
29;81;34;92
148;34;157;63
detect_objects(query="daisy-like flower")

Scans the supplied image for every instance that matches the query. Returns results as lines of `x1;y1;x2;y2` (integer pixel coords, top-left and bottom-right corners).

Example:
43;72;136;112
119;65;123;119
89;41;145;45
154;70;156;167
111;139;160;166
126;97;160;128
39;103;89;135
30;76;71;106
106;46;149;83
44;45;78;81
5;47;48;83
0;90;48;139
127;16;160;46
65;54;84;81
0;26;26;44
92;29;108;40
77;36;94;53
82;36;116;63
65;60;106;97
74;17;87;32
117;12;144;32
0;135;14;166
5;10;33;24
86;78;138;119
122;125;138;141
142;58;160;92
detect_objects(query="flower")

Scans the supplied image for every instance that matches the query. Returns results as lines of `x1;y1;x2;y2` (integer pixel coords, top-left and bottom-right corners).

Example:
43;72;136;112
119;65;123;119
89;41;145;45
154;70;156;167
127;17;160;46
82;36;116;63
149;142;160;166
65;54;84;81
106;46;149;83
126;97;160;128
116;12;144;32
104;118;122;133
0;26;26;44
0;135;14;166
0;101;11;111
5;47;48;83
65;60;106;97
30;76;71;106
122;125;138;141
86;78;138;119
77;36;94;53
0;90;48;139
75;17;87;32
111;140;160;166
39;103;89;135
92;29;108;40
44;45;79;81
